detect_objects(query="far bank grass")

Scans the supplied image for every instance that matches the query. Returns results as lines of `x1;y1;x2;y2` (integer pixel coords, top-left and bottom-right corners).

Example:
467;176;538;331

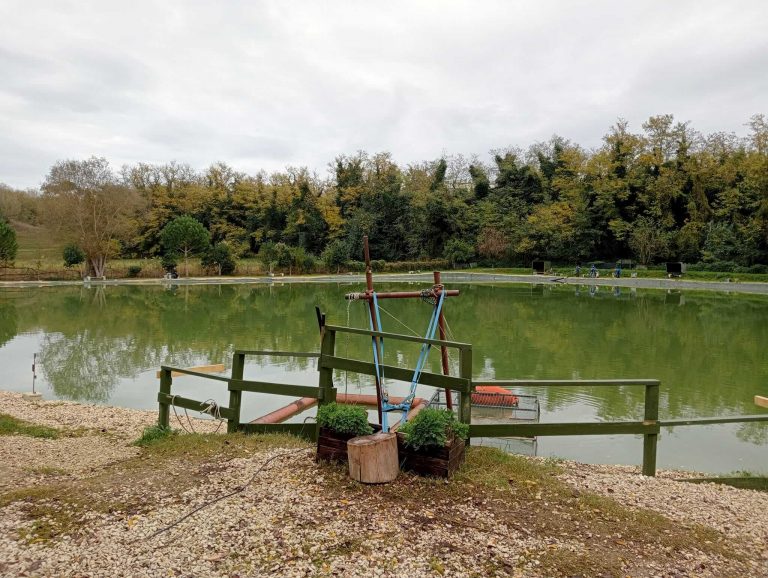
7;258;768;285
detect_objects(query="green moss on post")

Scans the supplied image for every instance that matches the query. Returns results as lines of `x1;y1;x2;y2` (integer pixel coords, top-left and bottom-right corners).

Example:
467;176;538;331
642;383;660;476
158;368;172;428
459;348;473;445
228;352;245;433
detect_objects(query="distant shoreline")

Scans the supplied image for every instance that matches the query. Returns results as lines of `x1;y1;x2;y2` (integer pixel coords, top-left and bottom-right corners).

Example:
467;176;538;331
3;271;768;295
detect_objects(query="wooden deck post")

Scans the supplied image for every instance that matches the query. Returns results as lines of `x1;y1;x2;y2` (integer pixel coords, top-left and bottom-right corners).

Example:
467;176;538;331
158;367;172;428
642;382;660;476
459;347;473;445
228;352;245;433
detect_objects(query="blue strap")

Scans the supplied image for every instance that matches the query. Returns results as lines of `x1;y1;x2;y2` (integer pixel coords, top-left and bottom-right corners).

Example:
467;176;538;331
367;293;384;387
381;289;447;430
367;293;389;430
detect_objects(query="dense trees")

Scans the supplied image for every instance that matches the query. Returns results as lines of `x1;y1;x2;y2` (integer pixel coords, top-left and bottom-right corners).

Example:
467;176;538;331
1;114;767;270
0;219;18;265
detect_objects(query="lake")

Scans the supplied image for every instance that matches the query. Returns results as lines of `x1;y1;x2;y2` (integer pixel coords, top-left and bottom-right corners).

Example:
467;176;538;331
1;281;766;474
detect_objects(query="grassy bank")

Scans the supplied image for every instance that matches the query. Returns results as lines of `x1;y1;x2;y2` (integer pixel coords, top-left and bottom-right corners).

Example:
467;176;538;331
0;414;60;439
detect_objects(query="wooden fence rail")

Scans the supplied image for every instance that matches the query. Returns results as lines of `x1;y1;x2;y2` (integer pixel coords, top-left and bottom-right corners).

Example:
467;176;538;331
319;355;470;392
157;349;333;440
323;324;471;350
470;381;662;475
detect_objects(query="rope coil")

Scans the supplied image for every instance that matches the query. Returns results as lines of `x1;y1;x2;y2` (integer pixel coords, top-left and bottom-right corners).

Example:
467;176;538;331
170;395;225;434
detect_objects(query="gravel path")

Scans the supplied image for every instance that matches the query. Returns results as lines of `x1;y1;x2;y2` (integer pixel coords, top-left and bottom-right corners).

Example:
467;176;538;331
1;392;767;577
560;461;768;570
0;392;221;441
0;392;220;492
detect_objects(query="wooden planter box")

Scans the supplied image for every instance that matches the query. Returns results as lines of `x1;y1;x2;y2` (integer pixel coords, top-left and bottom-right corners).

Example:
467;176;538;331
396;433;466;478
316;425;381;463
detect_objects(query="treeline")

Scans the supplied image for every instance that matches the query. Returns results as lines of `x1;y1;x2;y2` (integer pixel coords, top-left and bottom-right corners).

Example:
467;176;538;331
2;113;767;274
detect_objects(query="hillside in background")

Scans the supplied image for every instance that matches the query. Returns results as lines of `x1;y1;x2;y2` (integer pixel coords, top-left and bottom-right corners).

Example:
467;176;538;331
11;221;63;262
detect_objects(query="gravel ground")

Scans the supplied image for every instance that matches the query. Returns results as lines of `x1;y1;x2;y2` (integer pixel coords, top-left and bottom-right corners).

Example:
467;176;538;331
0;392;221;441
560;461;768;570
0;392;220;492
1;392;767;577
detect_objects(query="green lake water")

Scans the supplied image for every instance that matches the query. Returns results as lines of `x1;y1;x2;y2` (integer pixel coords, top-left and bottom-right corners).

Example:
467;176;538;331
1;281;766;474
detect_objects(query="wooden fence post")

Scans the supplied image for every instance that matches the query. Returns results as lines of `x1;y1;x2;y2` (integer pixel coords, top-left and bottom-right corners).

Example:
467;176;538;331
228;352;245;433
459;347;473;445
158;367;172;428
317;329;337;438
642;382;660;476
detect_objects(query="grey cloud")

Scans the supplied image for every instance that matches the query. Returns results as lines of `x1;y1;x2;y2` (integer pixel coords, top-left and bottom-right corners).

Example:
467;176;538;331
0;0;766;189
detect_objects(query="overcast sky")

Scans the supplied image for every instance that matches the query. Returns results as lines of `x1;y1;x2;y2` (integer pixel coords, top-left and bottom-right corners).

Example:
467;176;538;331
1;0;766;189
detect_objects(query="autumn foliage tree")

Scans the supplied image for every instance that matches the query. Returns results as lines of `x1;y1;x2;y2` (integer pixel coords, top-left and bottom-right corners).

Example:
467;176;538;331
41;157;141;278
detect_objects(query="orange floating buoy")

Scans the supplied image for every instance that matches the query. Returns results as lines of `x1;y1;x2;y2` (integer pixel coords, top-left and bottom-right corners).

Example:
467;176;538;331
473;385;519;407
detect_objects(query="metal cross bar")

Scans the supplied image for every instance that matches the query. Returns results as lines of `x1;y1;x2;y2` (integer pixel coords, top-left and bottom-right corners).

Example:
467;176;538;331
345;289;460;300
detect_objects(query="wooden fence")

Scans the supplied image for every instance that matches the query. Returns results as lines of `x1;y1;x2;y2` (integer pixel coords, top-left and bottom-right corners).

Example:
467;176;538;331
157;325;768;477
158;350;329;441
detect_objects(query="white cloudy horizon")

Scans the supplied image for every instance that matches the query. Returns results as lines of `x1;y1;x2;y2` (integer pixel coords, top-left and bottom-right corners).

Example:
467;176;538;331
1;0;766;189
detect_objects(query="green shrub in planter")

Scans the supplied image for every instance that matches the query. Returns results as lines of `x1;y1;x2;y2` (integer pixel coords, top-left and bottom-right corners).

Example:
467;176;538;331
316;403;373;437
398;408;469;451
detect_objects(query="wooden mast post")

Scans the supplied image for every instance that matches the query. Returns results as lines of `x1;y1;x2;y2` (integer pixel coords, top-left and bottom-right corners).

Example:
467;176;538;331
434;271;454;410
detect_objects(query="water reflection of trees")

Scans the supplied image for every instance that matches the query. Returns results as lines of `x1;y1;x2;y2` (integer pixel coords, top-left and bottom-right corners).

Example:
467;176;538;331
449;285;768;423
0;300;17;347
1;283;767;427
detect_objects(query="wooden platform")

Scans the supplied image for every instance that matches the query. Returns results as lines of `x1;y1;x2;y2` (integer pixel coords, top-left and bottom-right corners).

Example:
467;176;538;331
755;395;768;409
155;364;225;378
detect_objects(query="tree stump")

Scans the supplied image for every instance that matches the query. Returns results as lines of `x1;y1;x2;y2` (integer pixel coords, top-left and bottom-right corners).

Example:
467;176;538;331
347;432;399;483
